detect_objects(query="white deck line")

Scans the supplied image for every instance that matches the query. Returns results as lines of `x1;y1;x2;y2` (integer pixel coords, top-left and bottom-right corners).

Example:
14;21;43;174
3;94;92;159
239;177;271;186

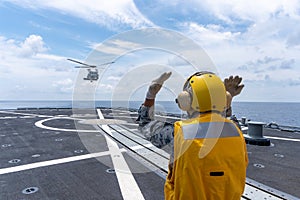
97;109;145;200
0;151;113;175
0;145;152;176
265;136;300;142
35;117;100;132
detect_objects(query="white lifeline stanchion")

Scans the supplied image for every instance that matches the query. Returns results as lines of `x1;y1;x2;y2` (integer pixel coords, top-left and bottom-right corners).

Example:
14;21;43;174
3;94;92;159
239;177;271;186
96;109;145;200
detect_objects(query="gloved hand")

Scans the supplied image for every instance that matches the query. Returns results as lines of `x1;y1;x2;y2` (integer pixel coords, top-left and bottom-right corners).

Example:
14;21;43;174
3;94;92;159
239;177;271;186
224;75;244;97
146;72;172;99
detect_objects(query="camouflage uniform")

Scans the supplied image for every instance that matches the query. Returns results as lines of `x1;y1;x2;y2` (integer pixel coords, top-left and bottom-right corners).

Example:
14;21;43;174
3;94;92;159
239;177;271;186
137;105;174;148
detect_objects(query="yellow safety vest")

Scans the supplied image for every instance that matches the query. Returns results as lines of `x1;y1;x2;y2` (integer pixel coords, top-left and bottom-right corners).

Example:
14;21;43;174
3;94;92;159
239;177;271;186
164;113;248;200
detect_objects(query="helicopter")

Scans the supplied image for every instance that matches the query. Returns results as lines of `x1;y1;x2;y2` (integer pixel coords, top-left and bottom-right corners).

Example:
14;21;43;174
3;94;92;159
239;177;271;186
67;58;114;82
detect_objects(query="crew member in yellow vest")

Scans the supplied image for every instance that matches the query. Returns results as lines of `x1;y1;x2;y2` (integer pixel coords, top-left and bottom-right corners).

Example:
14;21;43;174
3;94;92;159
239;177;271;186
164;72;248;200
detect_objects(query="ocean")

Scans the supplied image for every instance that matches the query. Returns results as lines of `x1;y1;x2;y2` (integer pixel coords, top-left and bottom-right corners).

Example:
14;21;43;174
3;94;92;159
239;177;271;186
1;101;300;128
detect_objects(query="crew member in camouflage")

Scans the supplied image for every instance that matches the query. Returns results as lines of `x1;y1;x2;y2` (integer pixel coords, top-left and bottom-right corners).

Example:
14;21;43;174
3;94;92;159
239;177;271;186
136;72;244;148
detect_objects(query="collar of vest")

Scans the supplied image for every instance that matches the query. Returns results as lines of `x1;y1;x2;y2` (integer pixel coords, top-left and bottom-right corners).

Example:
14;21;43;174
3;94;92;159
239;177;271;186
188;110;224;119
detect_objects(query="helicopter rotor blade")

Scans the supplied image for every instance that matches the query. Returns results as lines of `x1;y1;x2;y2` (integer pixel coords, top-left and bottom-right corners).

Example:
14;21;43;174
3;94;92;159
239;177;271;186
68;58;114;68
67;58;94;67
97;61;115;66
74;66;92;68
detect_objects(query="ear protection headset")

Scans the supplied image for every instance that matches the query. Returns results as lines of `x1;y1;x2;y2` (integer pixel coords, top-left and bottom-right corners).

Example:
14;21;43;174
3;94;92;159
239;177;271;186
175;71;215;111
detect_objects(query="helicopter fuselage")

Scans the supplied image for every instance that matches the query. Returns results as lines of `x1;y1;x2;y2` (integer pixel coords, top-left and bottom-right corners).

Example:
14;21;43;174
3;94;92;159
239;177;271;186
84;69;99;81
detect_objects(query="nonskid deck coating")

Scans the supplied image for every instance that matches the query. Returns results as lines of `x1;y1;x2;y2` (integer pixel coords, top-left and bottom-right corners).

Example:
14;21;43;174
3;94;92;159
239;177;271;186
0;108;165;200
0;108;299;199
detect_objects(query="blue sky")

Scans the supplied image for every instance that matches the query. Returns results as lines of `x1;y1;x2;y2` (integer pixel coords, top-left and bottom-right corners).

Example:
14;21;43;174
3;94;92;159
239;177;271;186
0;0;300;102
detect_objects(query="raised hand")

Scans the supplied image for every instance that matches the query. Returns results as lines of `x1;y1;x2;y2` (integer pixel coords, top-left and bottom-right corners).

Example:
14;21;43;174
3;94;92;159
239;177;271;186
224;75;244;97
146;72;172;99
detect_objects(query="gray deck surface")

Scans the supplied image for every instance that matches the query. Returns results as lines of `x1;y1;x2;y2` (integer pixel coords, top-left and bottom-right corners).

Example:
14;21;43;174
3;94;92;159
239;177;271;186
0;108;299;200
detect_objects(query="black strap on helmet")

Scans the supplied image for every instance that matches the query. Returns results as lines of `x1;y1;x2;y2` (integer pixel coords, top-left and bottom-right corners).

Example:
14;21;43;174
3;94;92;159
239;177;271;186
182;71;215;90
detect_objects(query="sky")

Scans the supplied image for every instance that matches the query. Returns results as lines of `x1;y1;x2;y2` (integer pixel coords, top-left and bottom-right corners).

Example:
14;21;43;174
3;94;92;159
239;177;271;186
0;0;300;102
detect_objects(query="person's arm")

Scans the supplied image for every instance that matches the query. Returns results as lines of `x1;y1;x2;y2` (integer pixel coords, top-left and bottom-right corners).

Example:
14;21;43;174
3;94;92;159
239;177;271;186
224;75;244;127
225;91;233;117
224;75;244;117
137;72;172;126
144;71;172;106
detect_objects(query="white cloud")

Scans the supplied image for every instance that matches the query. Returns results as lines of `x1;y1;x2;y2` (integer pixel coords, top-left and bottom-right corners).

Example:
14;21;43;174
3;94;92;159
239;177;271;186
19;34;48;57
287;31;300;47
2;1;300;102
107;76;121;81
0;35;72;75
0;34;48;58
4;0;154;30
52;78;74;93
181;22;240;45
98;83;114;90
172;1;300;89
0;34;76;100
190;0;300;23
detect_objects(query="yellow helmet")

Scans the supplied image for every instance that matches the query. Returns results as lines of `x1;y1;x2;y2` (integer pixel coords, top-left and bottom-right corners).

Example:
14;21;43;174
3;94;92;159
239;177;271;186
177;72;226;113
